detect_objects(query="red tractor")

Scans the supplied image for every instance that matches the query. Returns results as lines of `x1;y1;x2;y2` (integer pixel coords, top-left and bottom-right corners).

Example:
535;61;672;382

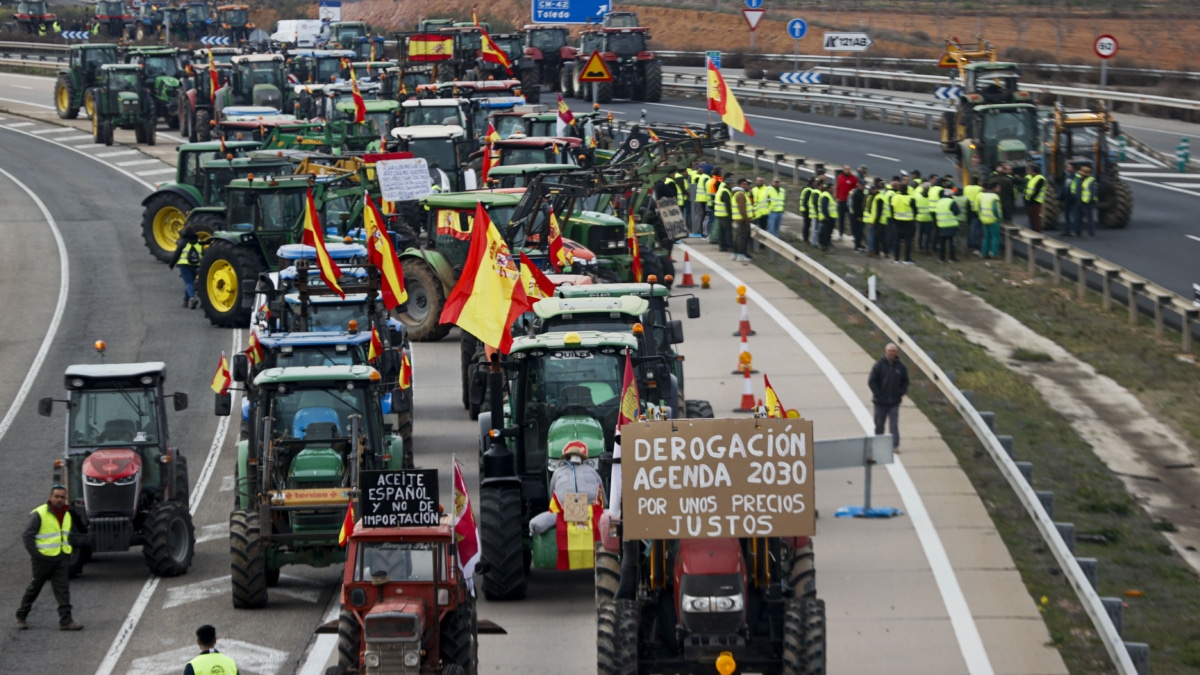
13;0;56;34
519;24;572;96
331;517;480;674
564;26;661;103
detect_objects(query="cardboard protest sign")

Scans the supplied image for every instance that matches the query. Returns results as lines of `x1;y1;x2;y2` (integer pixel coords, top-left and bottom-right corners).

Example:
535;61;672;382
621;417;815;539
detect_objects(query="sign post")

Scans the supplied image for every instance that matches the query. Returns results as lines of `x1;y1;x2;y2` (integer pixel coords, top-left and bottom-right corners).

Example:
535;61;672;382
1093;34;1118;90
821;32;872;93
742;5;765;49
787;18;807;71
705;50;721;70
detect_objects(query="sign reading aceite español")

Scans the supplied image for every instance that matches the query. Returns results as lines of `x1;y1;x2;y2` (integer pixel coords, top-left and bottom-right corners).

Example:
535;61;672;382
622;417;816;539
359;469;441;528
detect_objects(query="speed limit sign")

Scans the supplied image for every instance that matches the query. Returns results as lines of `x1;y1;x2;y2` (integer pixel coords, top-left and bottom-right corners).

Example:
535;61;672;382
1094;34;1118;59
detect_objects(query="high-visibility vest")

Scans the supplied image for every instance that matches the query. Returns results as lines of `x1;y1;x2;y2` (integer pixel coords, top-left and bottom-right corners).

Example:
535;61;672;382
880;188;893;222
799;187;812;216
806;189;820;220
91;22;100;34
818;191;836;219
963;184;983;213
767;186;785;212
186;651;239;675
934;197;957;229
32;505;72;557
177;242;203;267
1025;174;1046;203
694;174;710;203
928;185;943;201
674;175;688;206
53;21;62;32
1073;176;1096;204
952;195;968;224
731;188;749;221
978;192;1001;225
914;191;932;222
713;182;731;218
864;193;884;225
889;192;914;221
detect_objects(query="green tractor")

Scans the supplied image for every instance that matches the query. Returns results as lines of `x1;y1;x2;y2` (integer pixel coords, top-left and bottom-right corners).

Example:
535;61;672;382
217;364;407;608
126;46;187;131
89;64;158;146
214;54;290;118
54;43;120;120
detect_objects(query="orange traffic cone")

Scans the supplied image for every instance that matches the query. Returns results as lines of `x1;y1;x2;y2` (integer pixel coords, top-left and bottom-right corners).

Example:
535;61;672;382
732;285;756;336
731;328;759;374
678;251;697;288
733;365;757;413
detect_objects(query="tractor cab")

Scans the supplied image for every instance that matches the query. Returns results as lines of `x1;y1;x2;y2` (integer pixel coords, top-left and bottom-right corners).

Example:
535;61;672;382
220;54;287;113
601;11;640;27
288;49;356;84
319;20;371;49
216;4;252;39
184;1;212;30
594;26;650;58
389;125;476;192
194;46;240;65
162;7;188;31
962;62;1024;105
522;25;569;53
484;163;573;189
970;103;1039;172
400;97;469;128
493;137;582;167
93;0;132;36
127;47;185;79
350;61;391;83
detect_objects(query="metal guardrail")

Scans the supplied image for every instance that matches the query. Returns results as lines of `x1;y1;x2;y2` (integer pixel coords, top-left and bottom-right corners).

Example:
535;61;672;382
0;56;61;69
750;226;1141;675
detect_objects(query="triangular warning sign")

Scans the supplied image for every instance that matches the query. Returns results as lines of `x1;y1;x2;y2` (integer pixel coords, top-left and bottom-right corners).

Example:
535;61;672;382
742;8;765;31
937;51;959;68
578;50;613;82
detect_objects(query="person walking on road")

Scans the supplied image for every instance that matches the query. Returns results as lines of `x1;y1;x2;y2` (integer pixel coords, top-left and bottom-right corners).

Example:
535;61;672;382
766;178;785;237
185;625;238;675
1024;163;1046;232
169;226;203;309
1072;164;1099;238
868;343;909;452
16;486;83;631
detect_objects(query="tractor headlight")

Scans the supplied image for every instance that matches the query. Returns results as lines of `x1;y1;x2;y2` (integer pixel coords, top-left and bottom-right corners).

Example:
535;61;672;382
84;475;105;487
403;651;420;667
114;474;139;486
681;593;744;613
364;653;380;668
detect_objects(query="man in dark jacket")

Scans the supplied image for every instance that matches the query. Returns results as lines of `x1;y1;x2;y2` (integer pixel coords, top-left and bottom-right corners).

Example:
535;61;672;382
990;162;1016;223
868;343;909;451
16;486;83;630
168;226;203;309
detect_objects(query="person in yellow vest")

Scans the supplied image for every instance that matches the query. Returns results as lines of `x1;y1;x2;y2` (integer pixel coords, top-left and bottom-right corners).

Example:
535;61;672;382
710;169;732;251
731;178;753;262
934;188;962;262
806;178;824;245
889;180;916;264
168;226;203;309
1024;163;1045;232
766;178;785;237
817;181;837;250
673;168;690;224
751;177;769;231
799;178;815;244
914;183;934;253
692;164;710;236
1070;164;1098;238
185;624;238;675
963;175;984;253
978;182;1003;259
863;183;884;256
16;486;82;630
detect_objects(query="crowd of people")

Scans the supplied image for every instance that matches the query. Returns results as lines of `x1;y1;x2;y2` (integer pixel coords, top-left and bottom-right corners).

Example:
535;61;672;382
656;157;1105;265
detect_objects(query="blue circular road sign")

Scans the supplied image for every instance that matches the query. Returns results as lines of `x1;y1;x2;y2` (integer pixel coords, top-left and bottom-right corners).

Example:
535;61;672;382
745;0;764;9
787;18;807;39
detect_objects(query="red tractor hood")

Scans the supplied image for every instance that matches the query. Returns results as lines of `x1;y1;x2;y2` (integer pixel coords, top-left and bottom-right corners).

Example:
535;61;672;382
368;596;428;616
83;448;142;484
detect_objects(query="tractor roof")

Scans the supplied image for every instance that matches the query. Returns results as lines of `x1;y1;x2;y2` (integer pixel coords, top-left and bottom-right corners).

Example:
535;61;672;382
330;20;368;27
522;24;569;31
253;364;380;386
572;209;624;226
65;362;167;381
556;282;670;299
100;64;142;72
965;61;1019;72
486;163;571;176
401;97;468;107
533;296;649;319
128;46;181;55
180;139;262;153
494;136;582;148
217;4;249;9
588;26;649;34
335;99;399;113
290;48;357;58
73;44;119;52
510;330;638;353
439;25;485;33
258;331;373;348
975;103;1038;112
284;292;373;305
390;124;466;140
421;191;522;209
233;54;285;65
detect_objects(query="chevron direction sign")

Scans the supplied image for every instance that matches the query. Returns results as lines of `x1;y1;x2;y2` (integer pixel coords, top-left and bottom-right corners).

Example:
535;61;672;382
61;31;90;40
200;36;232;46
934;85;963;100
780;71;821;85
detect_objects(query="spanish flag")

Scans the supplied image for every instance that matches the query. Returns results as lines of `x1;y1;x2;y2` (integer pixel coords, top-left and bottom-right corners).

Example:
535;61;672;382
481;143;495;184
438;202;531;353
548;211;565;272
707;59;754;136
627;214;643;283
244;331;264;367
210;353;231;395
408;34;453;62
399;353;413;390
485;121;500;146
368;325;383;362
349;67;367;124
301;187;346;299
617;348;638;428
363;192;407;310
764;373;784;418
549;490;604;570
647;128;660;142
480;30;513;75
519;251;555;301
338;501;355;547
207;50;218;104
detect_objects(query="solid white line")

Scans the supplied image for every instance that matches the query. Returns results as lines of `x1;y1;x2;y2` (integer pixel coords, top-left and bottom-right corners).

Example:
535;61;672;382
775;135;807;143
0;169;70;448
7;84;33;90
0;96;55;109
1165;182;1200;190
867;152;900;162
5;121;34;128
1122;172;1200;179
681;243;995;675
57;135;97;143
296;599;343;675
1187;235;1200;243
115;159;160;167
136;168;176;177
95;328;241;675
1117;163;1160;170
95;150;138;158
32;127;76;135
1124;176;1200;197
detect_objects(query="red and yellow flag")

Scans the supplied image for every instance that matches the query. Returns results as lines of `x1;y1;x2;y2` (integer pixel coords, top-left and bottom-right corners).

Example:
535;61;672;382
627;214;643;283
549;491;603;570
519;251;555;301
210;353;231;395
368;325;383;362
617;348;638;428
480;30;513;75
301;187;346;298
647;128;660;142
207;50;218;104
452;458;481;591
438;202;532;353
548;211;565;272
349;67;367;124
485;121;500;146
764;373;784;418
338;501;355;547
244;332;264;367
481;143;495;184
363;192;408;310
399;352;413;390
707;59;754;136
407;34;453;62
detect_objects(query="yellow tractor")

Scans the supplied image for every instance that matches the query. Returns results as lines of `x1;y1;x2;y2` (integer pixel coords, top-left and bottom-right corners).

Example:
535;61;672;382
1039;104;1133;229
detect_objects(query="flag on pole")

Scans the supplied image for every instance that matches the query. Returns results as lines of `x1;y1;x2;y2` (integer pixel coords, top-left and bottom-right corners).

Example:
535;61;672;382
548;211;565;272
627;214;643;283
485;121;500;145
369;325;383;362
244;331;264;367
438;202;532;353
519;251;555;300
207;50;218;105
480;30;513;75
210;353;231;395
647;128;660;142
349;66;367;124
549;488;604;570
617;348;639;428
764;373;784;418
555;93;575;137
338;500;355;546
707;59;754;136
362;192;408;310
301;187;346;298
452;458;481;595
400;352;413;390
481;143;495;184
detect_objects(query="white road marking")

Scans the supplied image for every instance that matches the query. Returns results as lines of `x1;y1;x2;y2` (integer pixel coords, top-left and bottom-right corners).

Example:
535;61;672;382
1123;172;1200;179
74;143;104;149
164;574;321;609
95;149;138;158
1124;176;1200;197
7;84;32;90
4;121;34;128
115;159;160;167
775;135;807;143
647;102;943;146
194;522;227;545
219;473;235;492
32;126;76;135
1165;182;1200;190
1117;162;1160;170
127;639;287;675
0;96;55;109
682;242;995;675
136;168;175;177
867;152;900;162
1187;235;1200;243
56;135;97;143
0;169;70;448
297;600;343;675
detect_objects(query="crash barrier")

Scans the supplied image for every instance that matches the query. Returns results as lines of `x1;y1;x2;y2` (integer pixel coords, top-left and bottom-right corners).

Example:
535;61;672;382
1003;227;1200;351
0;40;66;69
751;226;1144;674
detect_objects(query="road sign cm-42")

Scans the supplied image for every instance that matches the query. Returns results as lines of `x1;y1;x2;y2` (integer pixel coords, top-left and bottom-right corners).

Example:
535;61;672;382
532;0;611;24
822;32;872;52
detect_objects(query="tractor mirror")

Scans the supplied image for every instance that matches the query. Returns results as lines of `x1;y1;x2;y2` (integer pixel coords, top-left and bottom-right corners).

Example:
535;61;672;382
172;392;189;411
214;391;232;417
231;353;249;383
668;319;684;345
37;397;54;417
469;368;488;407
686;297;700;319
241;280;257;308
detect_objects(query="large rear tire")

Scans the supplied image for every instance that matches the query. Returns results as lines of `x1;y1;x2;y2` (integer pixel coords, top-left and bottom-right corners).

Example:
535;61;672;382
101;119;114;146
479;486;527;601
596;80;614;103
594;549;621;610
440;597;478;673
1040;190;1061;231
230;508;268;609
55;76;78;119
782;597;827;675
787;537;816;600
198;240;264;328
398;260;450;341
641;61;663;103
1101;179;1133;229
335;609;360;671
92;111;103;144
520;68;541;105
195;108;212;142
142;192;194;263
146;118;157;146
684;399;714;419
143;501;195;577
84;88;96;119
597;599;637;675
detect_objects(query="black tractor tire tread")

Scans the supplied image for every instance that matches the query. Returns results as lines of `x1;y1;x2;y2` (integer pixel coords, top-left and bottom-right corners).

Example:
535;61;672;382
642;61;663;103
480;487;527;601
684;399;715;419
198;240;263;328
195;108;212;142
594;549;621;610
55;76;78;119
1102;180;1133;229
399;260;451;342
135;120;146;144
597;599;637;675
1040;190;1061;231
336;609;360;670
460;333;481;410
520;68;541;105
102;120;114;146
439;599;477;672
397;409;415;469
146;119;157;146
780;597;826;675
560;63;574;98
596;80;614;103
143;501;196;577
229;509;268;609
142;192;194;263
787;539;816;600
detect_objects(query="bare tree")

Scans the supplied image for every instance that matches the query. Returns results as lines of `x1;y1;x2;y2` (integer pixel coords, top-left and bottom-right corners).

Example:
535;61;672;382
1047;0;1075;64
1008;12;1032;49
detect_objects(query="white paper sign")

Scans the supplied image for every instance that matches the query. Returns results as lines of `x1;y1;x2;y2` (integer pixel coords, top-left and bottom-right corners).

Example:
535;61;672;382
377;158;432;202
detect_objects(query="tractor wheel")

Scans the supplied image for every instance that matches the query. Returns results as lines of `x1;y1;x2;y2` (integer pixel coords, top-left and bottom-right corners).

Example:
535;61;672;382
229;508;268;608
198;240;263;328
641;61;663;103
146;118;157;146
596;80;614;103
1101;180;1133;229
594;549;621;610
178;93;192;139
174;455;190;505
440;598;478;673
638;248;662;283
520;68;541;105
398;260;450;342
787;537;816;600
460;332;481;410
571;62;584;100
781;597;827;675
684;399;714;419
597;599;638;675
167;110;180;130
84;88;96;119
1040;190;1061;232
92;111;103;144
55;75;78;119
195;108;212;142
66;517;91;579
142;192;194;263
560;63;575;98
479;485;527;601
135;120;147;144
188;211;223;241
101;119;114;146
143;500;195;577
335;609;360;671
397;409;415;469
